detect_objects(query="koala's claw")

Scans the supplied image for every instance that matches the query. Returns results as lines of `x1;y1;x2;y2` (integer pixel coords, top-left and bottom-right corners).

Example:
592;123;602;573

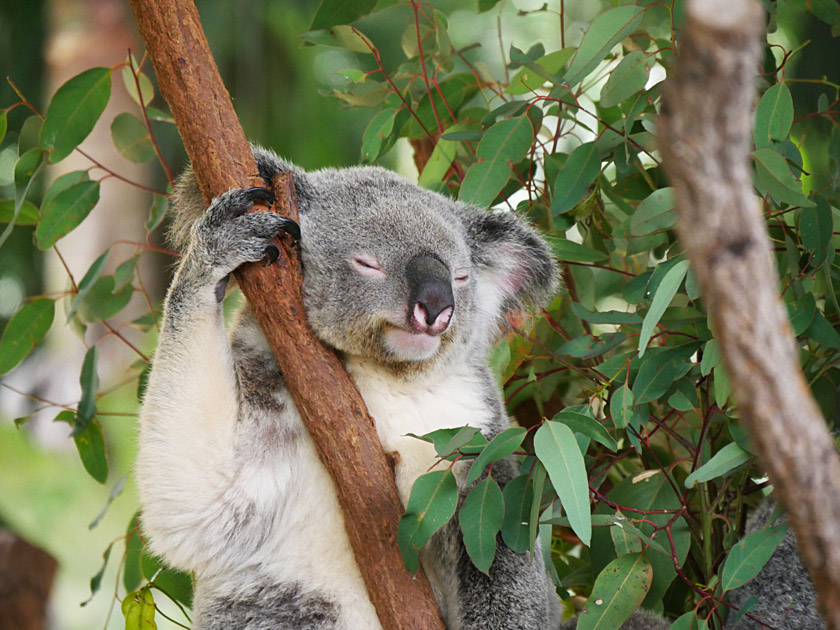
278;217;302;243
263;244;280;265
243;187;275;207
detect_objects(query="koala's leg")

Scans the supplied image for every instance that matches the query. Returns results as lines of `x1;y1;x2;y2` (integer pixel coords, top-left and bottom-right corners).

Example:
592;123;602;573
137;187;299;574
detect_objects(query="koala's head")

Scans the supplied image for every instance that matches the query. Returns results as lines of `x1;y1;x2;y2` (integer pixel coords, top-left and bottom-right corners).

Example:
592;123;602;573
294;165;557;375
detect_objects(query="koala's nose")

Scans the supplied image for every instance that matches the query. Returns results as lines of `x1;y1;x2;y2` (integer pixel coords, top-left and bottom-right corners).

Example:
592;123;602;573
406;254;455;336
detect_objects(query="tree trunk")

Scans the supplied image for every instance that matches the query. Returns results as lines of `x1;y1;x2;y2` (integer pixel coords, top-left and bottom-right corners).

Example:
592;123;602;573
658;0;840;626
127;2;446;629
0;529;57;630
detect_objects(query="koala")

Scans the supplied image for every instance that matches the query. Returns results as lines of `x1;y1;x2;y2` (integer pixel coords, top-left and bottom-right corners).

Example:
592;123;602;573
138;145;563;629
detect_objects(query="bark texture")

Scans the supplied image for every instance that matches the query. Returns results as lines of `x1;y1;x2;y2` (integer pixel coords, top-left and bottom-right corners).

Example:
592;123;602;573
128;2;445;628
658;0;840;626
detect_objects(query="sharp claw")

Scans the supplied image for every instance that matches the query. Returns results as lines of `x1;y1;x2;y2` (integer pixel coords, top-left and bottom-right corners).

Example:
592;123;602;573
278;218;301;243
244;187;275;206
263;244;280;265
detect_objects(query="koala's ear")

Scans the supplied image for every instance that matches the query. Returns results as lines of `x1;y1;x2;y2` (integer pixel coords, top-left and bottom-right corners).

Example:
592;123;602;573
458;204;558;319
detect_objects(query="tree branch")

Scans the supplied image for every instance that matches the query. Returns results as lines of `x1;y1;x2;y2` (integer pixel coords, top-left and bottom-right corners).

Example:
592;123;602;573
658;0;840;626
127;2;445;628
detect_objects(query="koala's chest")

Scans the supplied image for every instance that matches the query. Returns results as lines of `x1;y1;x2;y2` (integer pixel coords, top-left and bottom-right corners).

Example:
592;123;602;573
349;367;493;503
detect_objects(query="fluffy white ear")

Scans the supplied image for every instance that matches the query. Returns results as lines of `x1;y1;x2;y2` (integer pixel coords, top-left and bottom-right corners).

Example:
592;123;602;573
457;203;558;328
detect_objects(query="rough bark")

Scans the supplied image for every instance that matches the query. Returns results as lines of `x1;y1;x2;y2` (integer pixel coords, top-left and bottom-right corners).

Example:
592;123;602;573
127;2;445;628
658;0;840;627
0;530;57;630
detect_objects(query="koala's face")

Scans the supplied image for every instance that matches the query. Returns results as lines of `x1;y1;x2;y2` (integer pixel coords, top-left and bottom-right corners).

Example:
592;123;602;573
296;166;556;374
298;168;478;370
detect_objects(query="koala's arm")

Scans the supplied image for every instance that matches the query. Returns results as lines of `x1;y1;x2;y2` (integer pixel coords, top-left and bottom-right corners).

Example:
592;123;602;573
137;183;297;573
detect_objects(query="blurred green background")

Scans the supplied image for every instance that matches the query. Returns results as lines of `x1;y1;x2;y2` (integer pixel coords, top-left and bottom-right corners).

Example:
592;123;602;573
1;0;837;628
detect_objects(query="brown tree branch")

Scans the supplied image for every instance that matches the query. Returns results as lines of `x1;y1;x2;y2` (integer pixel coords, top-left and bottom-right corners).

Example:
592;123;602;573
658;0;840;627
127;2;445;628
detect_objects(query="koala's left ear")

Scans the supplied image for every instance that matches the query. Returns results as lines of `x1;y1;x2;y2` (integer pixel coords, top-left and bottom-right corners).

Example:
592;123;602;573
457;204;558;319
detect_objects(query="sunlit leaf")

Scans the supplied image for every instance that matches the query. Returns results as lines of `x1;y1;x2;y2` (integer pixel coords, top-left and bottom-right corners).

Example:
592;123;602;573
755;83;794;148
638;260;689;356
721;524;788;592
685;443;751;488
466;427;526;485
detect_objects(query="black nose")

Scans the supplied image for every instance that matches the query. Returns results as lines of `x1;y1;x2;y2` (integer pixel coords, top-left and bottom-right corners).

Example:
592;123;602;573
406;254;455;335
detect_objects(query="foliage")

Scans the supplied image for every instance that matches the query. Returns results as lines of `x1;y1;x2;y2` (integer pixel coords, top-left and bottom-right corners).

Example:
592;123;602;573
1;0;839;628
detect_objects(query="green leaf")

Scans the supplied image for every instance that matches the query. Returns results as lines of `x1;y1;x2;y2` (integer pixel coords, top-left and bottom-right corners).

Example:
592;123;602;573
67;249;110;322
713;362;732;409
611;519;643;555
700;339;721;377
111;113;156;163
81;540;115;606
630;188;676;236
0;148;45;248
721;524;788;592
638;260;689;356
361;107;398;163
577;553;653;630
507;48;574;95
398;469;459;573
601;51;650;108
146;194;168;232
546;237;608;262
753;147;815;208
75;275;133;323
42;170;90;209
406;426;487;458
460;476;505;574
0;299;54;375
419;122;471;189
755;83;794;148
632;344;698;404
122;58;155;108
74;345;99;437
124;513;143;592
564;6;646;87
685;442;751;488
121;586;157;630
309;0;378;31
787;292;816;335
466;427;526;485
806;311;840;350
571;303;641;325
799;197;834;267
671;612;709;630
40;67;112;163
36;180;100;249
534;421;591;546
529;461;547;556
89;475;127;529
459;115;533;208
0;110;6;144
610;384;635;430
114;256;139;292
501;474;533;553
0;199;39;225
74;420;108;483
558;332;626;360
553;410;618;452
551;142;601;214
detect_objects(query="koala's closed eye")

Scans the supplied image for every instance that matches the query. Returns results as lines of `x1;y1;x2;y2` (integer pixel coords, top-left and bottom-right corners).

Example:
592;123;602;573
351;254;385;278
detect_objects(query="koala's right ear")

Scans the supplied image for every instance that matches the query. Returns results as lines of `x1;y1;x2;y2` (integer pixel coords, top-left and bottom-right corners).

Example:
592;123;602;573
457;204;558;324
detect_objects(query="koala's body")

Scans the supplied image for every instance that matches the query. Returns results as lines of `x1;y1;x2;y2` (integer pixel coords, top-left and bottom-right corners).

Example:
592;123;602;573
138;146;563;629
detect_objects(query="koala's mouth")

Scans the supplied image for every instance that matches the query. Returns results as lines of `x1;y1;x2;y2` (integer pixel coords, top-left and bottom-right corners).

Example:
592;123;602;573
382;325;442;362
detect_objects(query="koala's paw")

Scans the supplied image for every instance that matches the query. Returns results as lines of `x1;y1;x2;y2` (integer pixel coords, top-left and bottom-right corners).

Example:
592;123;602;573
189;187;300;279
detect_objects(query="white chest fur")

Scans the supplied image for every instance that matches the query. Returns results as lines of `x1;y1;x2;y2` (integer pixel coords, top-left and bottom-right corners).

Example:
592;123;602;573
347;361;491;504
